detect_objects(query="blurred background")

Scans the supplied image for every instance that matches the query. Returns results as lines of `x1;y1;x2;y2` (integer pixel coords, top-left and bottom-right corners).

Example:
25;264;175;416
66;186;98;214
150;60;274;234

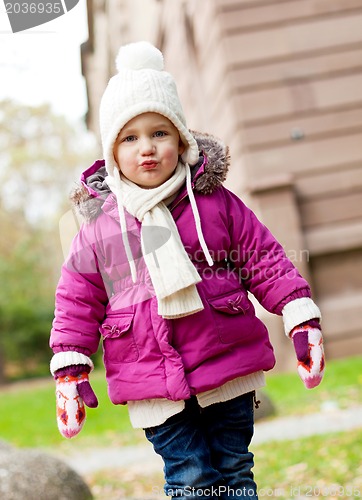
0;1;362;499
1;0;361;382
80;0;362;371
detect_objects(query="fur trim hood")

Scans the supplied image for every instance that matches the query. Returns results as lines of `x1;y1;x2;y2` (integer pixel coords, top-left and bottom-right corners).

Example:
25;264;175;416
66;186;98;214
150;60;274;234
71;131;230;222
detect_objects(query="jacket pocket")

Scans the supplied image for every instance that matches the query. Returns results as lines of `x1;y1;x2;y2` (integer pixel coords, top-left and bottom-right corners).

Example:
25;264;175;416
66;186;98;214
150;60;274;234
209;290;250;315
208;289;255;344
100;313;139;363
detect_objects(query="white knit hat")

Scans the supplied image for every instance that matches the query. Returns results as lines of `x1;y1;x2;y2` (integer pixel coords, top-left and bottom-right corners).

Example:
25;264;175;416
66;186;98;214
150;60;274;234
99;41;200;175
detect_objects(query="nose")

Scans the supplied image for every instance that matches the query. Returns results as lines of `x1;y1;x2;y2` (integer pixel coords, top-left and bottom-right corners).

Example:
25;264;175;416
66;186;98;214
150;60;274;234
139;136;155;155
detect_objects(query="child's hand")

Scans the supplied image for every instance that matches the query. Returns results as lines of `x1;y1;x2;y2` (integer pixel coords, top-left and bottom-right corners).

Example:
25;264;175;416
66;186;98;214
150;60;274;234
290;322;325;389
53;364;98;438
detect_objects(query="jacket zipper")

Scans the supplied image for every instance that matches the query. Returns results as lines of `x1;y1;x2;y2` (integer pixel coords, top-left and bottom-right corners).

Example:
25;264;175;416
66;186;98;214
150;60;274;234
169;192;189;212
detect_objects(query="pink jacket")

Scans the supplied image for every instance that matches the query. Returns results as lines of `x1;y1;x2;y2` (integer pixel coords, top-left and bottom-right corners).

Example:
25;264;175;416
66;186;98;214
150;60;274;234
50;132;311;405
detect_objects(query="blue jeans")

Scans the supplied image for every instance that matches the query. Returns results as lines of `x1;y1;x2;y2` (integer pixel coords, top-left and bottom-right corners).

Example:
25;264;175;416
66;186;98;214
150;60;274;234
144;392;258;499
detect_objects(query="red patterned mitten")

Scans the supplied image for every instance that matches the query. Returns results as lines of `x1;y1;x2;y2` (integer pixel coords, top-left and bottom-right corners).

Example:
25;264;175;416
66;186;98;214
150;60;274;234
54;364;98;439
290;321;325;389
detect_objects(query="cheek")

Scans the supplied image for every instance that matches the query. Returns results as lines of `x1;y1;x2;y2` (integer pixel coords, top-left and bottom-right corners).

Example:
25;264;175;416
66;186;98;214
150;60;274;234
113;144;119;162
163;145;180;164
114;148;134;170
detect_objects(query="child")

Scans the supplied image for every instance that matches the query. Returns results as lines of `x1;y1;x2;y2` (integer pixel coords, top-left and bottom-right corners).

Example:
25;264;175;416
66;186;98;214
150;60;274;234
50;41;325;499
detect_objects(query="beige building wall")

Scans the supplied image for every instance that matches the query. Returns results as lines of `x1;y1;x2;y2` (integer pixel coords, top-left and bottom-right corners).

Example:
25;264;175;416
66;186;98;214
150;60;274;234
81;0;161;136
81;0;362;370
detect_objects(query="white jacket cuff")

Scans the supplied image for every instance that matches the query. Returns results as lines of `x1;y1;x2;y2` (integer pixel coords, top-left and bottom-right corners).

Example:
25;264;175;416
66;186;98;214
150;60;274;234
282;297;321;337
50;351;94;376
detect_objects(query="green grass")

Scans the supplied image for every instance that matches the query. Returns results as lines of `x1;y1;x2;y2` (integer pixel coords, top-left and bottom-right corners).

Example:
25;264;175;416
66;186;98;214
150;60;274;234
0;356;361;499
85;429;362;500
264;355;362;417
0;369;143;449
0;356;361;449
87;467;164;500
253;428;362;499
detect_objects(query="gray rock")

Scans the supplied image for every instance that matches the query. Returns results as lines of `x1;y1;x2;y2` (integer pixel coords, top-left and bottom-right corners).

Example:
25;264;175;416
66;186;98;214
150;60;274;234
0;445;93;500
254;390;276;421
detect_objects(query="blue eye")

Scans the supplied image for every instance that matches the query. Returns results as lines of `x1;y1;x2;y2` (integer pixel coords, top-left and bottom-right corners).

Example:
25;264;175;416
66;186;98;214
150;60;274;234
123;135;137;142
154;131;166;137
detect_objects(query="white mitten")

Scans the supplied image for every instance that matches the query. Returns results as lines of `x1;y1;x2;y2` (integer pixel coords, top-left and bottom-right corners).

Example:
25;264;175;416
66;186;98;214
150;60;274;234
54;365;98;438
290;322;325;389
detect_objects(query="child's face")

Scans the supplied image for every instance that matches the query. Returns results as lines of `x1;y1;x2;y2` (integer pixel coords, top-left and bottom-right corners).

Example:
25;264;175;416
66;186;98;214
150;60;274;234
113;112;185;188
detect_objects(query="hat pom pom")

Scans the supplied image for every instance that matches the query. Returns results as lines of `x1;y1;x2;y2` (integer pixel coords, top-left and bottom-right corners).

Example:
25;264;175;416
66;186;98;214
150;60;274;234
116;41;164;72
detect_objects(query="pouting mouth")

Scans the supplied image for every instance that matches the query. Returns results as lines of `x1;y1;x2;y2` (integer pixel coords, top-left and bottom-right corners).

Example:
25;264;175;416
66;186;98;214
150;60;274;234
141;161;158;169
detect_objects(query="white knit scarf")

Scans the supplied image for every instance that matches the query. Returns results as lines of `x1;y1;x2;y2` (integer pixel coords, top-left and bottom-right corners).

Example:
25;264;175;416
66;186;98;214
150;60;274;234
106;162;213;319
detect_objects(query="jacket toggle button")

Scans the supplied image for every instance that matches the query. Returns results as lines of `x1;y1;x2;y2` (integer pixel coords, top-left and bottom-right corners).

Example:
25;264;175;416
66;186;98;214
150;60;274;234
227;296;244;312
102;324;120;335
